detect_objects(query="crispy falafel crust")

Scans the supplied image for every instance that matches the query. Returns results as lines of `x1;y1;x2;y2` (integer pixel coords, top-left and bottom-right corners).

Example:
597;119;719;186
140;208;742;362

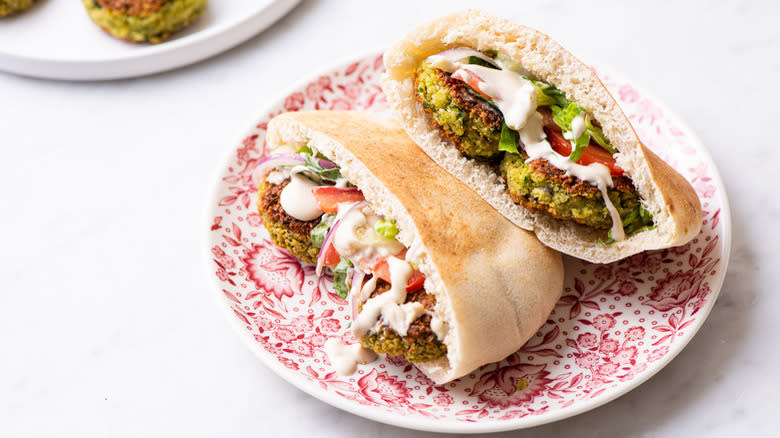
0;0;35;17
415;64;502;159
360;282;447;363
382;9;702;263
95;0;166;15
502;152;641;229
82;0;207;43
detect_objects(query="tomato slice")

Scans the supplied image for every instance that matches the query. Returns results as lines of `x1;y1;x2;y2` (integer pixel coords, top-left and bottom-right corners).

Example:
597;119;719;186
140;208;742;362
311;187;365;213
452;68;492;100
544;127;624;177
405;270;425;292
362;253;425;292
320;241;341;267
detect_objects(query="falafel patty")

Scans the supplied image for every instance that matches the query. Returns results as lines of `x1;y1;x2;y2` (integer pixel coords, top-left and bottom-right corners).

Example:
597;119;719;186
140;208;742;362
257;178;321;264
0;0;34;17
415;63;647;231
500;152;641;229
415;63;502;159
360;280;447;363
81;0;207;43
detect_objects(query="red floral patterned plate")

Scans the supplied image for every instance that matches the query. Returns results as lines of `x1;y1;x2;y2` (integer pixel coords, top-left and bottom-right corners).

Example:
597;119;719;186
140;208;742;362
205;52;730;433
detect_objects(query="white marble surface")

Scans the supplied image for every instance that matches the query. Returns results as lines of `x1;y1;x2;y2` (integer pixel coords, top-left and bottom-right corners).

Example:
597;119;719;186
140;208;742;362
0;0;776;436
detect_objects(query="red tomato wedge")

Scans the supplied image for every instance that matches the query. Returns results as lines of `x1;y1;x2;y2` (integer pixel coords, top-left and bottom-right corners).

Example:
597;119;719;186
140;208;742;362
544;127;624;177
362;253;425;293
311;187;365;213
452;68;492;100
320;241;341;267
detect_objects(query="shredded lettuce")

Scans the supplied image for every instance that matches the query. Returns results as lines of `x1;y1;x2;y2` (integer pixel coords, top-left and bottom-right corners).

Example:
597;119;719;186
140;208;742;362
296;144;314;156
498;122;519;154
374;220;398;240
551;103;590;162
526;77;569;107
525;79;617;156
598;235;616;246
600;206;656;245
466;56;496;69
333;257;352;299
301;153;342;182
586;118;616;154
310;213;336;248
623;206;656;236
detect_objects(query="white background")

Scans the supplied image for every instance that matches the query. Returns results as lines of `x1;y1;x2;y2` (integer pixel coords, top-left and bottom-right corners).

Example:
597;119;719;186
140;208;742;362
1;1;776;436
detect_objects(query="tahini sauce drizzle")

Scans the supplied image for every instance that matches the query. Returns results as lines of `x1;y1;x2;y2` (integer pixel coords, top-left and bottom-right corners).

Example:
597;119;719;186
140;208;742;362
351;257;423;337
427;49;626;241
279;171;323;221
332;205;405;262
324;338;377;376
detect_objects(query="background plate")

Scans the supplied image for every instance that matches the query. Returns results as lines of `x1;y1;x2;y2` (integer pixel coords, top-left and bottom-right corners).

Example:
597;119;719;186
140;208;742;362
205;52;730;433
0;0;300;81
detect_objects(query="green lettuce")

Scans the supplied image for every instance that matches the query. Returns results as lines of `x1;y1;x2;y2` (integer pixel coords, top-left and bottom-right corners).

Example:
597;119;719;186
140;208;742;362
310;213;336;248
498;122;519;154
526;77;569;107
525;79;618;156
551;103;590;162
586;118;617;154
301;153;342;182
333;257;352;299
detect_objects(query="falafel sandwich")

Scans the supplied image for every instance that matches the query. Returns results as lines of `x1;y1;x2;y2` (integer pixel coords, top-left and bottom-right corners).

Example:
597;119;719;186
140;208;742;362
382;10;702;263
256;111;563;384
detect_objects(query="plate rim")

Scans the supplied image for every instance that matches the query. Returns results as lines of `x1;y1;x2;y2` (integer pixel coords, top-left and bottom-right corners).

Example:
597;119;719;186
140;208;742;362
0;0;301;81
202;50;732;433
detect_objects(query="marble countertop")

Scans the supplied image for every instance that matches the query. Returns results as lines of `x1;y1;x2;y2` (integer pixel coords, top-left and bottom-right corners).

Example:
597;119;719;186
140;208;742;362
1;0;776;436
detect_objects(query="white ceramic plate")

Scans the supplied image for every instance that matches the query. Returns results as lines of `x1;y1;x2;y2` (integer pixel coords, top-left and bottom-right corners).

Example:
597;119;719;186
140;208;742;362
205;52;731;433
0;0;300;81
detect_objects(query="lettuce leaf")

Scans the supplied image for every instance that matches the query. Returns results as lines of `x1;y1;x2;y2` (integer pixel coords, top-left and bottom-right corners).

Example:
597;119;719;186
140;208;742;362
585;118;617;154
301;153;342;182
551;103;590;161
296;144;314;156
498;122;519;154
310;213;335;248
525;77;569;107
333;257;352;299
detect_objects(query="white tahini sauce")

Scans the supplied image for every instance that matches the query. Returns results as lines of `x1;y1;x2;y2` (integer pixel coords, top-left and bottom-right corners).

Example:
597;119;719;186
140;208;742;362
570;114;586;140
279;172;323;221
430;314;448;340
332;205;404;263
324;338;377;376
461;64;538;132
518;112;626;241
426;48;626;240
351;257;421;337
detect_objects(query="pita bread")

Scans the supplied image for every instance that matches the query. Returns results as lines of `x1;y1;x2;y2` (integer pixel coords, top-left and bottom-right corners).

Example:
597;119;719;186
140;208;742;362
382;9;702;263
265;110;563;384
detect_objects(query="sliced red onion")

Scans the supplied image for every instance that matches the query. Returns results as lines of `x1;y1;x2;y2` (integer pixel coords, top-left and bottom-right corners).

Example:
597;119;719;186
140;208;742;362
315;200;369;276
252;153;338;184
350;269;366;322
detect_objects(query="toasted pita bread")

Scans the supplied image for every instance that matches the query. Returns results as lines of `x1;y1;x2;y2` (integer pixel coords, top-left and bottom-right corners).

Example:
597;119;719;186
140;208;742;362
382;9;702;263
265;111;563;384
